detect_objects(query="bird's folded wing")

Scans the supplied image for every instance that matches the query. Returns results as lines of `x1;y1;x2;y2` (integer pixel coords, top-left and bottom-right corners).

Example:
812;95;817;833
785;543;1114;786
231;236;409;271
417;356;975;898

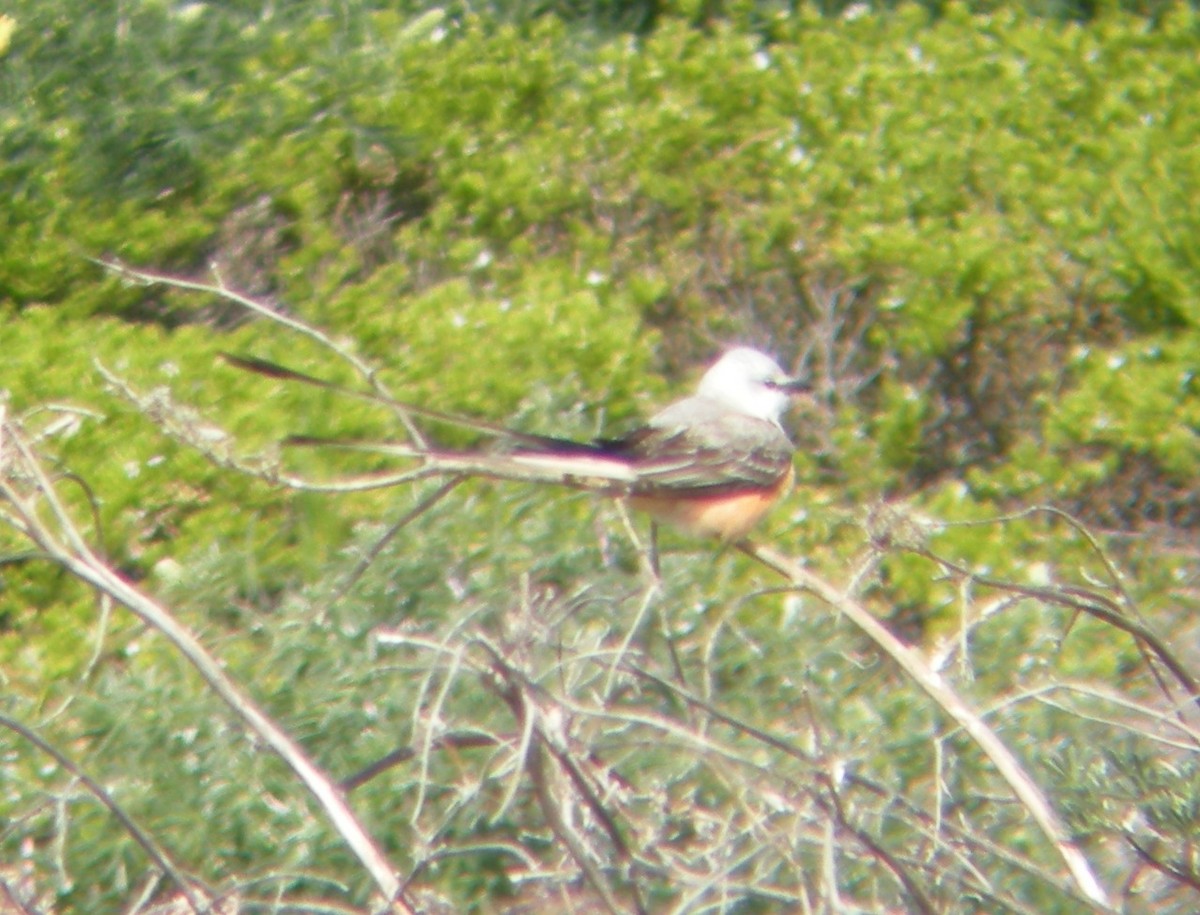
607;416;794;497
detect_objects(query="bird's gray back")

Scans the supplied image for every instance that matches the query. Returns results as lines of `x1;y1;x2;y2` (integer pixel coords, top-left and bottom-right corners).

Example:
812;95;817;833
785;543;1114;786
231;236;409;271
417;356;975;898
614;395;794;495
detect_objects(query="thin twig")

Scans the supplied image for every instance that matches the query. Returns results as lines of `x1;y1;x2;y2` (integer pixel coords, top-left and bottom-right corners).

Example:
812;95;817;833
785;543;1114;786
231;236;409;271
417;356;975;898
91;258;428;447
1124;834;1200;895
0;713;207;914
341;732;501;793
328;477;465;603
917;548;1199;707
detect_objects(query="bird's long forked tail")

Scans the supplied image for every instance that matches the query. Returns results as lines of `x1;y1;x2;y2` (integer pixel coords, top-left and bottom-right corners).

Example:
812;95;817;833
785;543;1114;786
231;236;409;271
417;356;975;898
222;353;639;495
222;353;583;449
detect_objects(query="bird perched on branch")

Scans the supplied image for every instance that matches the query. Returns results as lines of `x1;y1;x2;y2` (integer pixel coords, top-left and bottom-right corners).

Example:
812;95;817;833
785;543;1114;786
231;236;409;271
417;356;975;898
226;346;808;542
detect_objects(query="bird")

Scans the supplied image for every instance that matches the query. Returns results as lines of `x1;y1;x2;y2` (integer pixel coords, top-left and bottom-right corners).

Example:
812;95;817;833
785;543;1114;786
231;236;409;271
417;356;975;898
580;346;806;541
225;346;808;542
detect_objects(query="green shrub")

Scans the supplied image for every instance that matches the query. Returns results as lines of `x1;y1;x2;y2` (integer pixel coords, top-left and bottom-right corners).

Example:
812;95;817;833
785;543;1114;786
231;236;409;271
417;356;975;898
3;3;1200;911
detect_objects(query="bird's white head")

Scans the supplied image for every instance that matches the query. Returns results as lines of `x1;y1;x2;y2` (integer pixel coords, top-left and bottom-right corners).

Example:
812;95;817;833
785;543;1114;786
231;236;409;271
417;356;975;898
695;346;805;424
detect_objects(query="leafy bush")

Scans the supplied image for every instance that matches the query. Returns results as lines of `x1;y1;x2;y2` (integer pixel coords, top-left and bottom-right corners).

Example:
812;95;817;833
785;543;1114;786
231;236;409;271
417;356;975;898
2;2;1200;912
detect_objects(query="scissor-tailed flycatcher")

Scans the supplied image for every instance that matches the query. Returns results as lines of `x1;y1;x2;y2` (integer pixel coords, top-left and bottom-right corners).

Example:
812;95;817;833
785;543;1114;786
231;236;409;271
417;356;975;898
575;346;806;540
228;347;808;541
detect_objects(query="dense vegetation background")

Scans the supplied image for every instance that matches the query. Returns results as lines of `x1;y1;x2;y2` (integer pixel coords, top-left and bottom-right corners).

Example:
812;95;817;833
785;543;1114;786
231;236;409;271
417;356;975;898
2;0;1199;911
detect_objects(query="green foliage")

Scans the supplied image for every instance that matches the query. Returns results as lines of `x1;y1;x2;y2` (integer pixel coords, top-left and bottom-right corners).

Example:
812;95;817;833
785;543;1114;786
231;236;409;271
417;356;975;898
2;2;1200;912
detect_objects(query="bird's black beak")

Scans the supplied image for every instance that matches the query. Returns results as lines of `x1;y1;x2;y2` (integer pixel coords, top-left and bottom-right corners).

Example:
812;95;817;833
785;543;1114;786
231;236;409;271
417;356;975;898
777;376;812;395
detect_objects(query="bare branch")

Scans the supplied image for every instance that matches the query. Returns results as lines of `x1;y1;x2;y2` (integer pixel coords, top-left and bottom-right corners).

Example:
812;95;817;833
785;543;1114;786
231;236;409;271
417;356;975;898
91;258;429;446
740;541;1115;912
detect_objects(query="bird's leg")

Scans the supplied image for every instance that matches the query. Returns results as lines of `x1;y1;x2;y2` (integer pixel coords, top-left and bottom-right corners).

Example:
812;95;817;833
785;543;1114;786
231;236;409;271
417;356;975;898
606;506;692;695
644;521;687;684
613;500;659;583
627;518;687;690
